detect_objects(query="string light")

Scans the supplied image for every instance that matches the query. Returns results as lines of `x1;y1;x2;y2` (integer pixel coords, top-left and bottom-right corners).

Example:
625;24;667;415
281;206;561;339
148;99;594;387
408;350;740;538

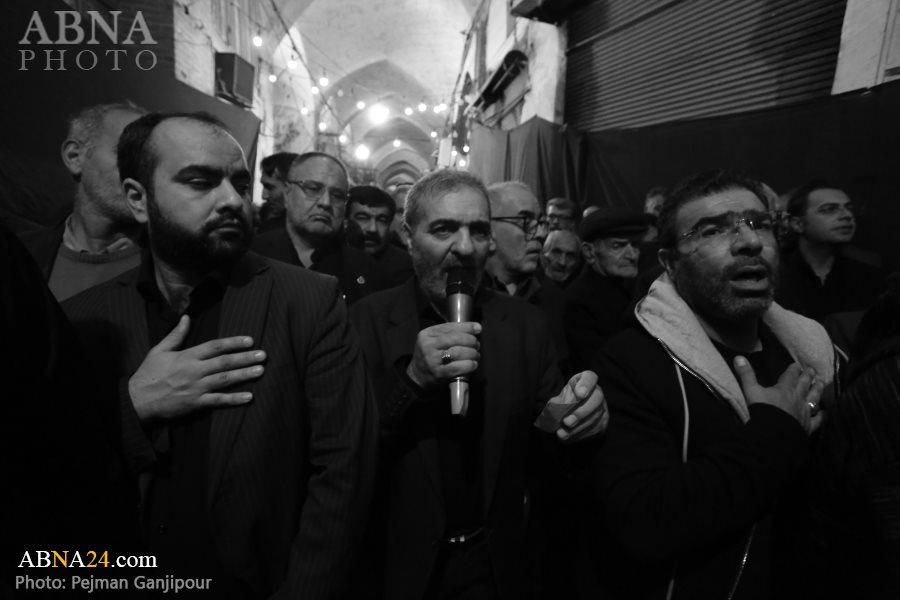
311;86;320;95
430;131;437;138
338;134;348;144
252;32;262;47
404;107;413;116
418;102;427;112
393;139;401;148
300;106;309;115
462;144;470;153
318;122;327;132
318;74;329;87
356;100;366;110
268;73;277;83
287;59;297;70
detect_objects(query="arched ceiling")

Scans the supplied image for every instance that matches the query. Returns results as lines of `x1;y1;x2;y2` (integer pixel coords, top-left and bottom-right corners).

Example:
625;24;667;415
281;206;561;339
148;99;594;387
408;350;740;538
273;0;475;184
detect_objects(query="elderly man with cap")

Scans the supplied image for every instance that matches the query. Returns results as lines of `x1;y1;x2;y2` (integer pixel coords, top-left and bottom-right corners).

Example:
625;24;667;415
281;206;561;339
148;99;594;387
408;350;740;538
564;206;649;371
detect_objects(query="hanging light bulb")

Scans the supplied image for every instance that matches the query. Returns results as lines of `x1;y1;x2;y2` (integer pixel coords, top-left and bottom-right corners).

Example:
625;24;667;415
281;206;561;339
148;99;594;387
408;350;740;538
418;102;427;112
287;59;297;70
356;100;366;110
404;107;413;116
311;86;320;95
318;122;327;132
268;73;277;83
458;158;468;168
392;139;401;148
338;134;348;144
300;106;309;116
462;144;470;153
430;131;438;138
318;73;329;87
354;144;371;160
252;32;263;47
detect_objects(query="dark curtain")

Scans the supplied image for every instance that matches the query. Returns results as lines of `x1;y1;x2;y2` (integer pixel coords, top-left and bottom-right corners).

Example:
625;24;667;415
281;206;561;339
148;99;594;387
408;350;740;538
469;117;566;202
569;79;900;269
1;0;261;234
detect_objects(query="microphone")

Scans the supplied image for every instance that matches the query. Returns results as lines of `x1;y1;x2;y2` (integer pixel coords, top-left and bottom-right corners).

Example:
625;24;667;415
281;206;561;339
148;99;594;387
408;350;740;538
445;267;475;416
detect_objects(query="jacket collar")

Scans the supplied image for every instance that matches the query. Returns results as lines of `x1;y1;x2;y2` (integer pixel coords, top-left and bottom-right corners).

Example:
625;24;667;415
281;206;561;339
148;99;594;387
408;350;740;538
636;273;835;422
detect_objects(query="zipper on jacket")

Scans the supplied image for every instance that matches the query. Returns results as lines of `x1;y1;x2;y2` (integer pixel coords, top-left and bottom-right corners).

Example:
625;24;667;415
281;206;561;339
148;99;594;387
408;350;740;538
656;338;756;599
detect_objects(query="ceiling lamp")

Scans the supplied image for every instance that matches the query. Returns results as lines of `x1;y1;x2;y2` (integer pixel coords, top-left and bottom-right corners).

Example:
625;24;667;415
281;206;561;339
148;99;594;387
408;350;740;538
318;122;327;132
318;74;329;87
356;100;366;110
392;139;401;148
287;59;297;70
430;131;438;138
354;144;371;160
311;86;320;95
338;134;348;144
268;73;277;83
404;107;413;116
418;102;427;112
300;106;309;116
252;33;262;47
369;104;390;124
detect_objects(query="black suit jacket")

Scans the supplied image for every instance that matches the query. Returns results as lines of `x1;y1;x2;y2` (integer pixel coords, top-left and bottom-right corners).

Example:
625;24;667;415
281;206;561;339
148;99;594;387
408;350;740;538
253;228;387;305
63;251;378;599
350;281;564;600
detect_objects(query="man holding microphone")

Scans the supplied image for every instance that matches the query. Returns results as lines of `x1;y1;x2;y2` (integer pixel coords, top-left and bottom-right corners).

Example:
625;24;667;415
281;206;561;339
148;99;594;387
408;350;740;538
350;169;608;600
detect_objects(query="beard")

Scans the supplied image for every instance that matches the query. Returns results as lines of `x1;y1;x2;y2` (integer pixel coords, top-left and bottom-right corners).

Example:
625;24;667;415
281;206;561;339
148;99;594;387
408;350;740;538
674;254;777;322
410;244;484;305
147;193;253;271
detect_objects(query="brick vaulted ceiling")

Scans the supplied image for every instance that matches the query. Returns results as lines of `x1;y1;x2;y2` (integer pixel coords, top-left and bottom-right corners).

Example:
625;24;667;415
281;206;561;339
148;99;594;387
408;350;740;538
274;0;479;184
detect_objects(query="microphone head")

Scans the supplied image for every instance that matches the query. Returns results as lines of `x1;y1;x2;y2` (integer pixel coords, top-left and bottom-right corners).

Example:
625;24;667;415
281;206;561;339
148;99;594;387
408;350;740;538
445;267;475;296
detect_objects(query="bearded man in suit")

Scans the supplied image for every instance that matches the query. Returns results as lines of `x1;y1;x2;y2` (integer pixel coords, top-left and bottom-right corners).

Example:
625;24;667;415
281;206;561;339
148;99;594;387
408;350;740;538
63;112;377;599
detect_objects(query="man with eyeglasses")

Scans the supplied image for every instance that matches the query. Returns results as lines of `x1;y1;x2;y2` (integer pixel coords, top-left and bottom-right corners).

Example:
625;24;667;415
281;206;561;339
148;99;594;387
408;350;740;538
777;180;884;324
485;181;568;369
253;151;387;304
547;196;579;232
349;169;609;600
590;170;837;599
564;207;648;372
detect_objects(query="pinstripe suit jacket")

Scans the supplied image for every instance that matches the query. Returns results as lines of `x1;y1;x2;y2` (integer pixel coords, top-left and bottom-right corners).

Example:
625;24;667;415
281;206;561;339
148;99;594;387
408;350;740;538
63;251;378;599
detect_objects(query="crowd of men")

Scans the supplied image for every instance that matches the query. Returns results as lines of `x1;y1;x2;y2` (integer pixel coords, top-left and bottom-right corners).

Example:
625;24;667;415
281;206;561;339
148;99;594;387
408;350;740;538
2;102;896;600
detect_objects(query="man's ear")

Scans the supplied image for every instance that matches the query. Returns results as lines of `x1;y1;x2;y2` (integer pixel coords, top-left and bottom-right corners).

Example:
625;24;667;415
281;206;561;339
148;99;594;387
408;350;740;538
60;139;84;178
581;241;595;265
658;247;676;279
123;178;150;224
488;233;497;255
788;215;804;234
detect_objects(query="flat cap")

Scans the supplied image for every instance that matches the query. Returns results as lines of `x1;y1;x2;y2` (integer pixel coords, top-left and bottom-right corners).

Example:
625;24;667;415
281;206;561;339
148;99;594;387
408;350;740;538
579;207;649;242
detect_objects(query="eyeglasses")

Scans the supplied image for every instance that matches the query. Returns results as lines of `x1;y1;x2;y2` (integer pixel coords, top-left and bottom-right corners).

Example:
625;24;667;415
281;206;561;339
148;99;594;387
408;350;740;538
286;179;349;203
491;215;549;241
680;210;777;245
815;202;860;217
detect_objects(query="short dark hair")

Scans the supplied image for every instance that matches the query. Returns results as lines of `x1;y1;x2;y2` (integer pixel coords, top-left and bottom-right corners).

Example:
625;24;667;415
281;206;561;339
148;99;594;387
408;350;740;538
349;185;396;220
786;180;845;217
289;151;349;180
261;152;299;180
657;169;767;250
403;169;489;229
547;197;576;213
117;112;229;191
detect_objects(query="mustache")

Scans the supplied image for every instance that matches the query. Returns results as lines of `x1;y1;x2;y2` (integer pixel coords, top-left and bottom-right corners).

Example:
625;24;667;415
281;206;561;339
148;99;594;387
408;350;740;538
361;232;382;243
725;257;773;277
204;210;251;234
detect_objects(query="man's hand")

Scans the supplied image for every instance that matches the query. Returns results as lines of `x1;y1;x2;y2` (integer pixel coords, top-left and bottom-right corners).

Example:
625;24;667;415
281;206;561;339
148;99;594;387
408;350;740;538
734;357;824;434
128;315;266;422
406;322;481;389
548;370;609;443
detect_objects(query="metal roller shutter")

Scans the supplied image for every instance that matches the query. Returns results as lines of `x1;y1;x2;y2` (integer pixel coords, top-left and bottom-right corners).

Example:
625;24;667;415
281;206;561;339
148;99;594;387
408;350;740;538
565;0;847;131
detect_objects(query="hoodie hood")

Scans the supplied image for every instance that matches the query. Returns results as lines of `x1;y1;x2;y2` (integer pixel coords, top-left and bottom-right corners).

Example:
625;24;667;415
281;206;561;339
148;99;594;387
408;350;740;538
636;273;835;423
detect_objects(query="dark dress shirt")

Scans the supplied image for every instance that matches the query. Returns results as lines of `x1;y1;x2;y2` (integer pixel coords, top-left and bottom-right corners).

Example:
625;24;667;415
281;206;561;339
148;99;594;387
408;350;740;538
777;249;884;322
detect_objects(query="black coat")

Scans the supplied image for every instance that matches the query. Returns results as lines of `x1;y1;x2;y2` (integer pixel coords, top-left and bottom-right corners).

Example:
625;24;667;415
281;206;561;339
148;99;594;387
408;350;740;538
253;228;388;305
592;324;811;600
350;281;564;600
